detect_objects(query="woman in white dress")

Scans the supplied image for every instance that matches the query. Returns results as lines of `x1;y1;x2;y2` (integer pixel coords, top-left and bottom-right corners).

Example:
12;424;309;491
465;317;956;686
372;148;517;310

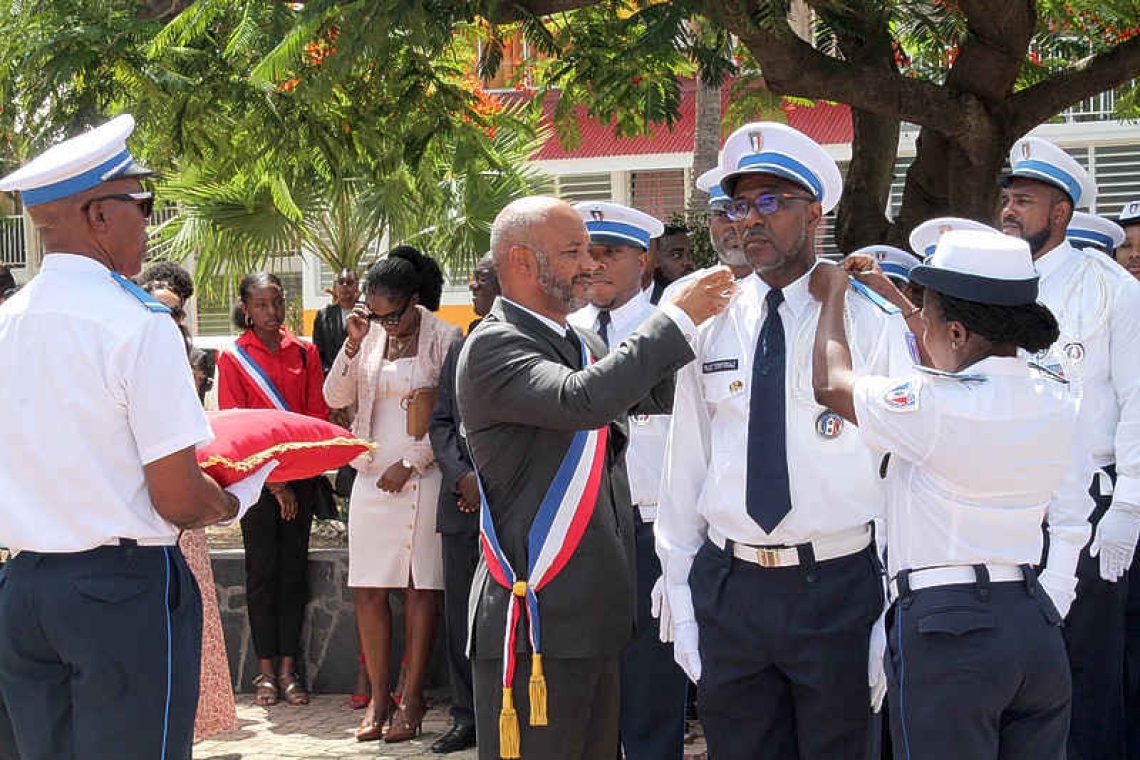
324;247;461;743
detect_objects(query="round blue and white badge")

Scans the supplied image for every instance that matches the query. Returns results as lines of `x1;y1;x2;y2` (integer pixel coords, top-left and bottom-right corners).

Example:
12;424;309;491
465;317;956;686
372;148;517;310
816;409;844;439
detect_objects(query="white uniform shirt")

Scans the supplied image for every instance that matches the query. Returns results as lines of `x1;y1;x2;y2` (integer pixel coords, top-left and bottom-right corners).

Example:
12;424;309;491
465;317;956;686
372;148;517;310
1034;241;1140;506
0;254;211;552
657;266;891;622
570;288;668;509
852;357;1091;586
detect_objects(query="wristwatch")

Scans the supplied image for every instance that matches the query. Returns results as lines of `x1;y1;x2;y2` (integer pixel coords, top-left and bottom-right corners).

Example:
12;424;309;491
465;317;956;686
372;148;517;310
401;457;414;471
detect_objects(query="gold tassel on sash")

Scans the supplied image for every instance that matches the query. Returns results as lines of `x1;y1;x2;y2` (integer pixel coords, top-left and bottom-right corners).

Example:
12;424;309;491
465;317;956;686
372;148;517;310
528;653;548;726
500;686;521;759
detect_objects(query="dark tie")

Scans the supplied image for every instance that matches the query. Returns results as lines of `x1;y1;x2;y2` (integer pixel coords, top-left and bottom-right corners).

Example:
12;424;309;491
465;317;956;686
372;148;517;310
746;288;792;533
565;327;583;368
596;310;612;348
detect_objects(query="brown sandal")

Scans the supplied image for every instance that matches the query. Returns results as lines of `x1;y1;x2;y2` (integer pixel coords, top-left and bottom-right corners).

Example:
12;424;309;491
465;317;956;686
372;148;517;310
355;696;397;742
278;672;310;706
252;673;278;707
384;701;426;743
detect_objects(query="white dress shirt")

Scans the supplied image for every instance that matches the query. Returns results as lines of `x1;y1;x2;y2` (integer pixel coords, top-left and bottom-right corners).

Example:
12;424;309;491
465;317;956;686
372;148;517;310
1033;241;1140;507
657;265;891;624
851;357;1091;604
570;289;668;510
0;254;211;552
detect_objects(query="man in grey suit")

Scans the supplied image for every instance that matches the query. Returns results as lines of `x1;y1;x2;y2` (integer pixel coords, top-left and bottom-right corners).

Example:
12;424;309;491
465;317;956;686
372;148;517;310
457;196;733;760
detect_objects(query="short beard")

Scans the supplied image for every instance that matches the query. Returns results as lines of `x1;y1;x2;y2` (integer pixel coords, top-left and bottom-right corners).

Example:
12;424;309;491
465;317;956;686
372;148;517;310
1024;226;1051;256
714;241;748;268
534;247;578;310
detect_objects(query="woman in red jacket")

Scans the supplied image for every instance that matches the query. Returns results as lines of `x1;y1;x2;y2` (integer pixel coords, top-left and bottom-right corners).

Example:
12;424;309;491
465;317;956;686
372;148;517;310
217;272;328;708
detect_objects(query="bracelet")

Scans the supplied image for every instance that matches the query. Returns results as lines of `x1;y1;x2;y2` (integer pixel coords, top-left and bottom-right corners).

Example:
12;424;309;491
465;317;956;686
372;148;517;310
903;306;921;319
344;339;360;358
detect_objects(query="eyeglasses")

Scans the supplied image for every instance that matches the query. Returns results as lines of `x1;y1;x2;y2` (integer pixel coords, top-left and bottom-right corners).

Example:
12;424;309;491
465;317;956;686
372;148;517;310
366;299;409;327
725;193;815;222
81;191;155;219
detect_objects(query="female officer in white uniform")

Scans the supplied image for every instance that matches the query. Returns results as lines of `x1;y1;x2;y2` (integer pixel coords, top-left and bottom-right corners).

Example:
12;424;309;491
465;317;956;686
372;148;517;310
809;229;1092;759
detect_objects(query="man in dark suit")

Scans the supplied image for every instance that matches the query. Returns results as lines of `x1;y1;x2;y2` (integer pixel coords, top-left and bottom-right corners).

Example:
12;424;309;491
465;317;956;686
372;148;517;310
456;196;733;760
428;252;500;754
311;268;358;374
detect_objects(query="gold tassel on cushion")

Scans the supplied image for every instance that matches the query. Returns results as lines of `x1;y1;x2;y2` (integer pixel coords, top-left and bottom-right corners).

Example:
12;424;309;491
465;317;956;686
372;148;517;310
528;653;548;726
500;686;521;759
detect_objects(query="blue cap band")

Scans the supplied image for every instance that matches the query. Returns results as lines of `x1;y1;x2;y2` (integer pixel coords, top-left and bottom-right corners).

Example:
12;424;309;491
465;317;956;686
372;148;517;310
880;262;911;281
707;184;727;204
585;220;651;249
736;152;824;200
21;149;135;207
1011;159;1082;204
1067;229;1115;251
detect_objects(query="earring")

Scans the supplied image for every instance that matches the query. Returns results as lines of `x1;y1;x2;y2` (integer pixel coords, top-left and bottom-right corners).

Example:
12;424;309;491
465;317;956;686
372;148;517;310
951;341;959;350
245;314;254;328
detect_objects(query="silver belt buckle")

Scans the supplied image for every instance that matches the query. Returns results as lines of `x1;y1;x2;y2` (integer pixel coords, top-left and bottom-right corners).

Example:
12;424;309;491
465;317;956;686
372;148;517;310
756;548;781;568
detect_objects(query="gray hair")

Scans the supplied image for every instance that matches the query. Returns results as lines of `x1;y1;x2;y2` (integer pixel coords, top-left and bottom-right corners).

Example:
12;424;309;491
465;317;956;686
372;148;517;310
489;196;566;265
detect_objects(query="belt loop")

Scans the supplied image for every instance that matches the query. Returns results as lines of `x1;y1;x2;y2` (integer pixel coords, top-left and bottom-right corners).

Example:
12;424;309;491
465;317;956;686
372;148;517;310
1019;564;1037;597
972;564;990;600
723;538;736;571
798;542;818;584
895;569;913;607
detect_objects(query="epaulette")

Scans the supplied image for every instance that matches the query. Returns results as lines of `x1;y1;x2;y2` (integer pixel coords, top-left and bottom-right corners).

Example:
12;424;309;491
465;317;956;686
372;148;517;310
110;271;171;314
849;279;900;315
1028;361;1070;384
913;365;988;383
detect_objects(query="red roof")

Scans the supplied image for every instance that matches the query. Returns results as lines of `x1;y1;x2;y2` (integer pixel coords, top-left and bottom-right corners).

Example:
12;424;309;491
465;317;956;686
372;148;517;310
515;79;853;162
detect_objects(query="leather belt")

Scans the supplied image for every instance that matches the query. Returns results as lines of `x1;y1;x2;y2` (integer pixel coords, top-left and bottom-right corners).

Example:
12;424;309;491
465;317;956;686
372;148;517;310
888;563;1024;603
708;523;872;568
635;504;658;522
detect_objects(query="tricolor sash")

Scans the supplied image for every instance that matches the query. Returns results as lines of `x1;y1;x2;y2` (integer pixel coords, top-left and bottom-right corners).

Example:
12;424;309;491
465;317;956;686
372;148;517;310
476;333;609;759
226;342;291;411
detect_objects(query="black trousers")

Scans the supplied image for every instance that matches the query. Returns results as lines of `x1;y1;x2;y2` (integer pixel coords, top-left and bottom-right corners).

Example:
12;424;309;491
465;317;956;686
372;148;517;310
441;531;480;727
620;515;686;760
0;544;201;760
474;654;620;760
1065;471;1130;760
691;539;882;760
240;485;313;660
1127;544;1140;759
887;569;1071;760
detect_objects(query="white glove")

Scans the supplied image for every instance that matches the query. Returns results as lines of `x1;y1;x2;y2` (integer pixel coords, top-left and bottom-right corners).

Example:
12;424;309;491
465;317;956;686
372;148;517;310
1089;501;1140;582
868;614;887;713
221;461;280;524
1037;568;1076;620
651;577;673;642
673;620;701;682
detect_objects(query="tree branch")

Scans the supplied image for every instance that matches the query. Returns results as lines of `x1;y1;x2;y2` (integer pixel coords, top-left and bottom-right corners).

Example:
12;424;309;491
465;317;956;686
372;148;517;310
947;1;1034;102
483;0;601;24
1008;36;1140;136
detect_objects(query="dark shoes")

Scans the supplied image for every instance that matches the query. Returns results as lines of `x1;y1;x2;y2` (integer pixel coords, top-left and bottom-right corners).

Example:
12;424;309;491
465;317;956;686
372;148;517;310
431;722;477;753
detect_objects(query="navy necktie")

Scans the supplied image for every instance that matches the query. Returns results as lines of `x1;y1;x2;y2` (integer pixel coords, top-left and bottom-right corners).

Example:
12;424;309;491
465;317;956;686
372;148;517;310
746;287;792;533
596;310;611;348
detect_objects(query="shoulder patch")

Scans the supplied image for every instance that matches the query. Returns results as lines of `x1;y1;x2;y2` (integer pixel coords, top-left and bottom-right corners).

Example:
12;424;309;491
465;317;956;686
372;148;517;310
110;272;171;314
882;380;919;412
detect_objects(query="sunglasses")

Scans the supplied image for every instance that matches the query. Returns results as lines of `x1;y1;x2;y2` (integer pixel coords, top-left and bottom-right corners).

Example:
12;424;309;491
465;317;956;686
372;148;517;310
725;193;815;222
365;299;410;327
81;191;155;219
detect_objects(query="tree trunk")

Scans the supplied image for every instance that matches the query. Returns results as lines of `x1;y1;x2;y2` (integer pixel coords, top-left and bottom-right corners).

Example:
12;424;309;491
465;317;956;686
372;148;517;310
833;107;899;252
688;76;722;220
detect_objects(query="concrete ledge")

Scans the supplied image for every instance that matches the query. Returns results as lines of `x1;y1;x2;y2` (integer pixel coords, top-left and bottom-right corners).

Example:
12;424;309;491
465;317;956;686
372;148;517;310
211;549;447;694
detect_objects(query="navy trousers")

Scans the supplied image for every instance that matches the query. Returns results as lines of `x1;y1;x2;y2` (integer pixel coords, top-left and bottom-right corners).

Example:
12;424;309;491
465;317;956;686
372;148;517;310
691;539;882;760
441;531;480;727
886;568;1070;760
1065;470;1130;760
1126;545;1140;759
0;543;202;760
619;515;686;760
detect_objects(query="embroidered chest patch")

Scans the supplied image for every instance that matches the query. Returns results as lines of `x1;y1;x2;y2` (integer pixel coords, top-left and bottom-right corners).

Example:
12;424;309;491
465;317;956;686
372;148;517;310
702;359;739;373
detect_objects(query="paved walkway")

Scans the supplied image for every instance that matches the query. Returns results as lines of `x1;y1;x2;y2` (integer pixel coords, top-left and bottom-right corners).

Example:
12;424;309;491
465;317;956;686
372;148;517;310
194;694;707;759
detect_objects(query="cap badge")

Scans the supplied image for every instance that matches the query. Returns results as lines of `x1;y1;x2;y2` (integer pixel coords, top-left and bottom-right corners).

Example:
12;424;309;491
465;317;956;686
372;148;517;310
1021;143;1032;160
874;250;887;261
590;207;605;221
748;130;764;153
